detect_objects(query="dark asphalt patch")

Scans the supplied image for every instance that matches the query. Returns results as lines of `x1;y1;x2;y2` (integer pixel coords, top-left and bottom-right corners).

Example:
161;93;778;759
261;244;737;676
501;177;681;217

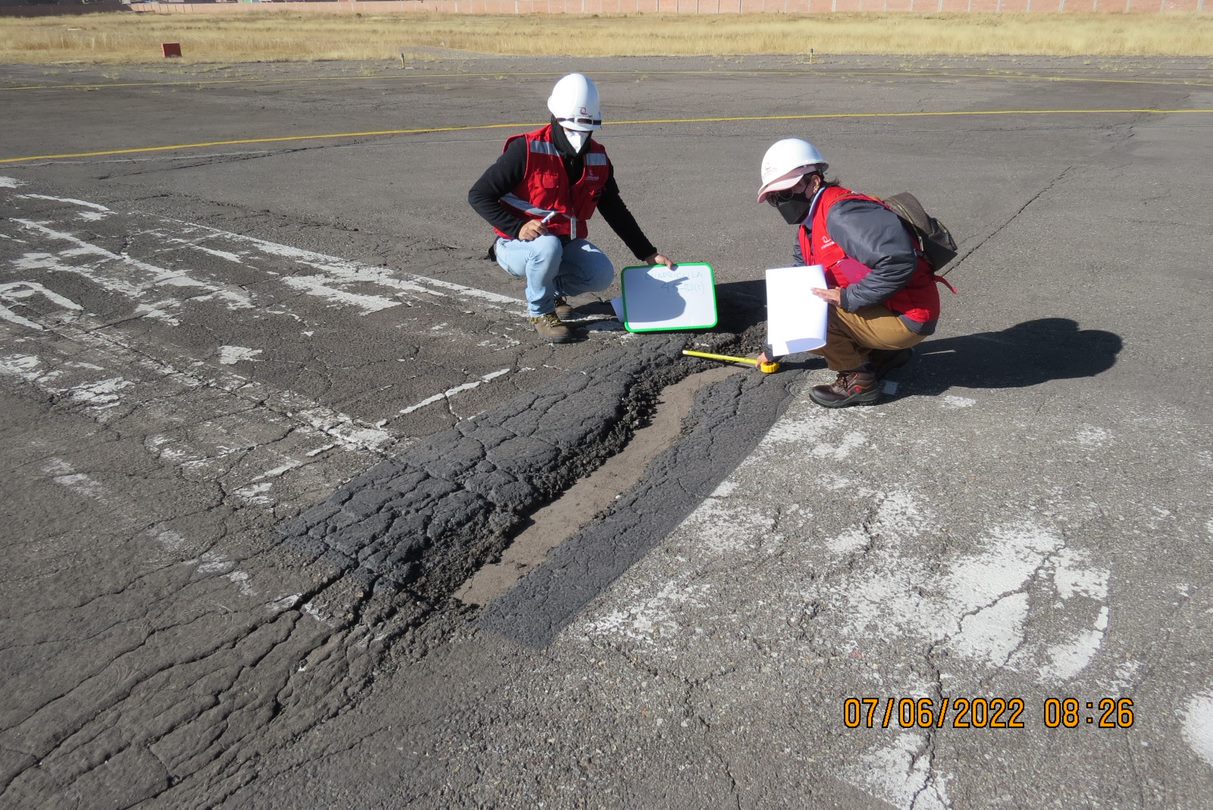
281;336;689;591
481;361;799;647
279;321;799;641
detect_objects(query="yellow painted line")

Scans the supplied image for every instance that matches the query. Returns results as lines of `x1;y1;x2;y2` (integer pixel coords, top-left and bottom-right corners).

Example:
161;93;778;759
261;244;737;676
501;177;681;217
3;67;1211;93
2;107;1211;165
0;121;538;164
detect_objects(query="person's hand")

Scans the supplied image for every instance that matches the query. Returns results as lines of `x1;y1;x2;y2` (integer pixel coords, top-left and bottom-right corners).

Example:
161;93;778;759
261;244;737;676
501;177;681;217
813;287;842;307
645;252;675;268
518;219;549;241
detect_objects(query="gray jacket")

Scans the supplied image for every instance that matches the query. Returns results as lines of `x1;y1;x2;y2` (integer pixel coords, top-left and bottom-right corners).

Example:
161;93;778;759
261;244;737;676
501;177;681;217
793;190;933;335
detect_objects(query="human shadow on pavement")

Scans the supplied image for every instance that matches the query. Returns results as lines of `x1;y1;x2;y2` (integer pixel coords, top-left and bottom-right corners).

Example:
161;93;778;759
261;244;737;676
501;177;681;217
906;317;1123;396
712;279;768;334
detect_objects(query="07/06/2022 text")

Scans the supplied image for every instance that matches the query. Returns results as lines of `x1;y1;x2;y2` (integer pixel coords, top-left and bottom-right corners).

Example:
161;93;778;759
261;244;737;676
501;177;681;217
842;697;1135;730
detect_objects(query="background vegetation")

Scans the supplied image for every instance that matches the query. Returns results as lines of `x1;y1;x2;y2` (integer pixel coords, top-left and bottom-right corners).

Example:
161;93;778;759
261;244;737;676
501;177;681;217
2;13;1212;64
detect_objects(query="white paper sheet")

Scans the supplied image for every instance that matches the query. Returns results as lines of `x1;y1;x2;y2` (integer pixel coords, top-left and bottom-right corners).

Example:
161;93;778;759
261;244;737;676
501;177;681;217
766;265;829;356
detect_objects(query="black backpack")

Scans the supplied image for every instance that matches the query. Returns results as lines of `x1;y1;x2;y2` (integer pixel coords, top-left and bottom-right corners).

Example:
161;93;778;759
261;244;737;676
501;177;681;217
881;192;959;275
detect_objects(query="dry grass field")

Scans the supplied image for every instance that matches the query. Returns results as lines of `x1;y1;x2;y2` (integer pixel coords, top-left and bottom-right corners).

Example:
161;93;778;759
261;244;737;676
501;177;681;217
1;12;1212;64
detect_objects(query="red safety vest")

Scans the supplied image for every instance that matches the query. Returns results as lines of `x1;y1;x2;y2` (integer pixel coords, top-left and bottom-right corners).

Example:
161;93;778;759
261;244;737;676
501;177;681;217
494;125;611;242
798;186;945;327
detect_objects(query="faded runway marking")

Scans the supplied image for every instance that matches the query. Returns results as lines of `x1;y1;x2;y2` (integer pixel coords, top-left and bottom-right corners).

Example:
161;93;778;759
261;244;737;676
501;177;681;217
398;367;517;416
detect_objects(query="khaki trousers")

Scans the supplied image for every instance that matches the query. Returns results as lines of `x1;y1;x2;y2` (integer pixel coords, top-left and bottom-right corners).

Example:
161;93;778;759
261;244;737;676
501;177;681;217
817;305;925;371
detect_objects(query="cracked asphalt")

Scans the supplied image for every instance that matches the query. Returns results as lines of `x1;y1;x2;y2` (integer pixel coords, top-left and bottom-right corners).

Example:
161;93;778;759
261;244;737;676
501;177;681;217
2;54;1212;808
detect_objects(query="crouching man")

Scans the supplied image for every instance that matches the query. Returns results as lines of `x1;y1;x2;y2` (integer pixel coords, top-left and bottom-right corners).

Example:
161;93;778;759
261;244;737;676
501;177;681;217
468;73;674;343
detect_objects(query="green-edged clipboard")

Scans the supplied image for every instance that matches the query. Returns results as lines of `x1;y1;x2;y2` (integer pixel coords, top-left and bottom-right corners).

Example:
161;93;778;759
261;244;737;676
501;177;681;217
619;262;718;334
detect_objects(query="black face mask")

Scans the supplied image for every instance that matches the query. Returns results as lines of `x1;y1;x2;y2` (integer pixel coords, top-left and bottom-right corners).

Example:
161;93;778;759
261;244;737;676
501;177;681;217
774;194;812;225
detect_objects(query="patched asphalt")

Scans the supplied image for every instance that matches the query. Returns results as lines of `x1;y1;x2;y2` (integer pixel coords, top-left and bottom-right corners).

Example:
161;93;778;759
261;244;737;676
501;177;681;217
2;54;1212;808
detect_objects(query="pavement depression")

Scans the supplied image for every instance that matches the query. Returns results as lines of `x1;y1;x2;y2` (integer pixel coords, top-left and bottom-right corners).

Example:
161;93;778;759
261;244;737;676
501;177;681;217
4;107;1213;165
279;333;800;643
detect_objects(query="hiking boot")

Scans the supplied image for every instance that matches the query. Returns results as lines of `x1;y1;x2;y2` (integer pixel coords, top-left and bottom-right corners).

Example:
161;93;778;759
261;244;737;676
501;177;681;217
553;296;575;320
870;348;913;379
809;370;880;408
530;312;575;344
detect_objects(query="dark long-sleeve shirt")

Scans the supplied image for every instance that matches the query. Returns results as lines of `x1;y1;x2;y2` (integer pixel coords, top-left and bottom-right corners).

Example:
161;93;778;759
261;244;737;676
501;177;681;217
468;133;657;261
794;191;929;333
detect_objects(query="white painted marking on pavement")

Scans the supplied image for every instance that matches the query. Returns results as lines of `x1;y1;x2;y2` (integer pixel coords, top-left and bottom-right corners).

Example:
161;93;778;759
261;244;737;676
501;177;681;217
0;176;25;188
811;429;867;460
279;274;400;314
951;592;1030;667
12;219;255;323
941;395;976;408
1074;425;1110;447
582;580;710;642
849;732;950;810
163;236;245;264
0;303;42;330
1;352;134;411
1039;606;1110;681
43;457;109;502
217;345;263;365
398;367;514;416
0;280;84;311
234;481;274;506
19;193;112;214
0;281;83;330
166;218;521;310
1053;547;1109;600
1182;690;1213;768
253;460;304;480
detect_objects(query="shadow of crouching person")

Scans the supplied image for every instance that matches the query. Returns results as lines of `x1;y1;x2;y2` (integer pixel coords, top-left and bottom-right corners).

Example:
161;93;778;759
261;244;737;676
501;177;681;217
902;317;1123;397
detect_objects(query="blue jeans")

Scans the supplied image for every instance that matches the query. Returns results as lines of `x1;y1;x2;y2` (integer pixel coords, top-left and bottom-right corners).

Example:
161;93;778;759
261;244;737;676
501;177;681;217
495;235;615;317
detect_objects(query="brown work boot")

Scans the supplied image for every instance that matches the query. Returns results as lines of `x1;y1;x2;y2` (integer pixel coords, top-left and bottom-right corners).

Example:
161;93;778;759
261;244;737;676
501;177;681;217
553;296;575;320
530;312;575;344
870;348;913;379
809;370;880;408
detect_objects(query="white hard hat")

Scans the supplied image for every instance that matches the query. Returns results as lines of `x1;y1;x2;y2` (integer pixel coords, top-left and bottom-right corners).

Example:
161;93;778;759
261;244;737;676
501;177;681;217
757;138;828;203
547;73;602;132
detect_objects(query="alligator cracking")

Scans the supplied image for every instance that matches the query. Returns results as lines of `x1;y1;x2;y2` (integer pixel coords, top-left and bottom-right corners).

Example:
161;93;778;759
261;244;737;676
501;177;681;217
279;321;803;648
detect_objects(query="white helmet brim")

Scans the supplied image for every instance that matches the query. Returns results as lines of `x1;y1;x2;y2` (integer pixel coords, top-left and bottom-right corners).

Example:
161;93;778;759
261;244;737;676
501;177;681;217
756;163;824;203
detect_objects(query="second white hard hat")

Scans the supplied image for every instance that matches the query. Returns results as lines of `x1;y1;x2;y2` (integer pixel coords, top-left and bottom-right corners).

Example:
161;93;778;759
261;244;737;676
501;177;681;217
547;73;603;132
757;138;828;203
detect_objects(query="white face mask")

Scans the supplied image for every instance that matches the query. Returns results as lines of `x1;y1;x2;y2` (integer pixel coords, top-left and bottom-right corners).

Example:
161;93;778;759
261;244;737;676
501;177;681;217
562;128;588;153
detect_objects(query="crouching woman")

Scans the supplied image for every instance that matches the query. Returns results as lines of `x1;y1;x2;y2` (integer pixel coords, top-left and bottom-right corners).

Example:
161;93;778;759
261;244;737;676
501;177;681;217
756;138;951;408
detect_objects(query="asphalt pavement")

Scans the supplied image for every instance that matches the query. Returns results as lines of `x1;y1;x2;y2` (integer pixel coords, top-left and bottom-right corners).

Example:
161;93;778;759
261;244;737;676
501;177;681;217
1;54;1211;808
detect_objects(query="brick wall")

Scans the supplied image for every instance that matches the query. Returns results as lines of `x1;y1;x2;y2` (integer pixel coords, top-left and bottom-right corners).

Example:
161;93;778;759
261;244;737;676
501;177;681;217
128;0;1207;15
